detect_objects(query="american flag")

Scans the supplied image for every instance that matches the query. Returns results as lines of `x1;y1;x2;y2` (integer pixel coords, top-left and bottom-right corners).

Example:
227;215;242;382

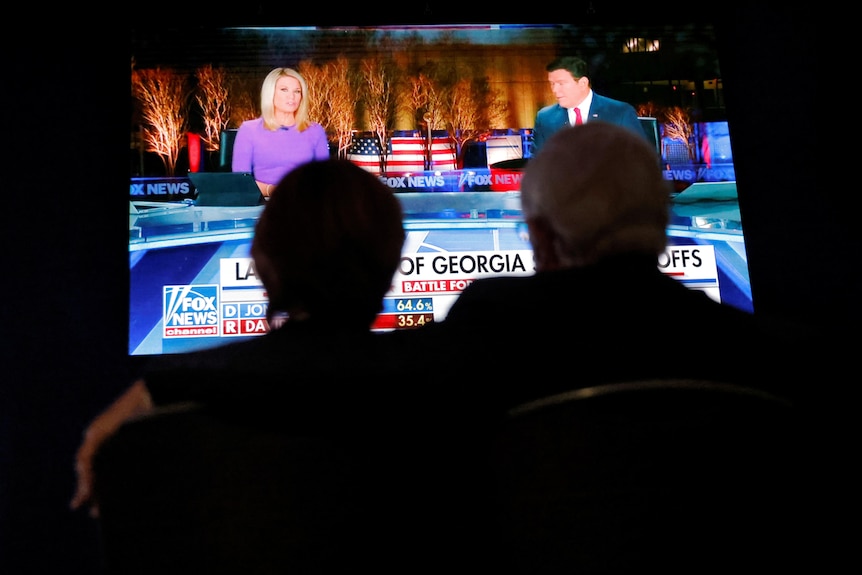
346;135;383;173
347;133;456;174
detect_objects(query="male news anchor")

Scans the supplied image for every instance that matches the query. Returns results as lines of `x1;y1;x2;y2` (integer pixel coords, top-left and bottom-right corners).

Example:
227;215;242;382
532;55;648;154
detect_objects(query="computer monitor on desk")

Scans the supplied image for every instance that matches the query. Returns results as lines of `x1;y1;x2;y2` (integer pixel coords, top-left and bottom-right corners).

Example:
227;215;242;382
639;117;660;155
188;171;263;207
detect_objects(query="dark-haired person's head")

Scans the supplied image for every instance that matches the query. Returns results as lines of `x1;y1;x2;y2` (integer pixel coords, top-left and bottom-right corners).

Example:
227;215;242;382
545;55;590;80
544;56;593;115
251;159;405;328
520;122;670;271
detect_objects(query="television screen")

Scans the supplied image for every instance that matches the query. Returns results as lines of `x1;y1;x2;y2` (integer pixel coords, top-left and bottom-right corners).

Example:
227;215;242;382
129;19;750;356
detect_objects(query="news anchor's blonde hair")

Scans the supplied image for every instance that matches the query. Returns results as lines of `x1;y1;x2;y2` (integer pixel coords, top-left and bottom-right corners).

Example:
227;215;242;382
260;67;313;132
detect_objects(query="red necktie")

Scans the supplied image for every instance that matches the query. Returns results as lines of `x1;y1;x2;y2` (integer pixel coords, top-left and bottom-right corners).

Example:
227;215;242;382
574;108;583;125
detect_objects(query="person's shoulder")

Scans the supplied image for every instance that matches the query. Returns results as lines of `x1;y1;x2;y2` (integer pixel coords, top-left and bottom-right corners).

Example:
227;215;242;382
445;275;535;319
594;92;636;110
237;117;263;131
462;274;533;296
536;103;561;117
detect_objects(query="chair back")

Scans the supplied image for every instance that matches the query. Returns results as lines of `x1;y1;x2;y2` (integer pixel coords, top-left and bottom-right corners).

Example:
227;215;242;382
93;402;379;575
493;379;798;574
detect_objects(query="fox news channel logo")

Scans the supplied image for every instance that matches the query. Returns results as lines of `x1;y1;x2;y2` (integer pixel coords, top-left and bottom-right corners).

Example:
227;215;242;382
163;285;219;338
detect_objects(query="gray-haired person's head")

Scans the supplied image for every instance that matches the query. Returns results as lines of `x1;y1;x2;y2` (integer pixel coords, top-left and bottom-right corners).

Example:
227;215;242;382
520;122;670;269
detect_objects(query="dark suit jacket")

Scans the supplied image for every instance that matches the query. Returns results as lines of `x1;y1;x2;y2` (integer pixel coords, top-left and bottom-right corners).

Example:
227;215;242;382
438;254;816;406
532;93;646;154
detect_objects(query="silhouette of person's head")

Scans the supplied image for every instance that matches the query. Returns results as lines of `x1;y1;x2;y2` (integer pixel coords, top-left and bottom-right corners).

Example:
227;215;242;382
521;121;670;271
252;159;405;328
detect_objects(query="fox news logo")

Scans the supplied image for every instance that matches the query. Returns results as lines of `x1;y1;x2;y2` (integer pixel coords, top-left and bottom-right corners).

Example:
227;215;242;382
163;285;219;338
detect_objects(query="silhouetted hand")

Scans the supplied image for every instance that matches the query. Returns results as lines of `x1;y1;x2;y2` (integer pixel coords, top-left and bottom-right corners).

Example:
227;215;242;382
70;379;154;517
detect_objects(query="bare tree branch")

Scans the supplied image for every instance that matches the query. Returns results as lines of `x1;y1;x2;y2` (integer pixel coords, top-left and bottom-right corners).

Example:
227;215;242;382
361;57;400;174
227;75;258;127
195;65;230;152
300;57;358;159
131;68;190;176
663;106;695;159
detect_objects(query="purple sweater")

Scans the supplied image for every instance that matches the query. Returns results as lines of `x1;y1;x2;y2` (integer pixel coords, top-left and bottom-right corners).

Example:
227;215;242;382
231;118;330;185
